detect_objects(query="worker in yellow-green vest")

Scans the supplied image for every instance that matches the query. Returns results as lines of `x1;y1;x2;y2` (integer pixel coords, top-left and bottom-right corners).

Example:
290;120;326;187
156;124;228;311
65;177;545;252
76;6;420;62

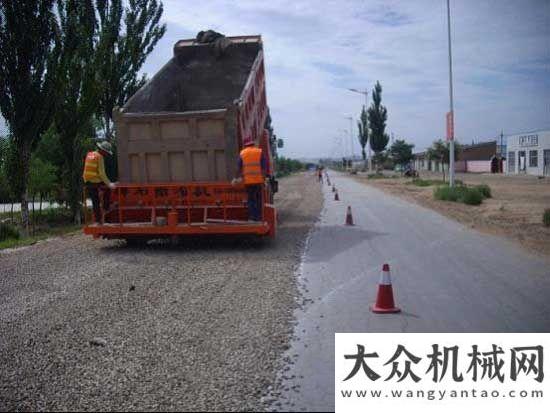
238;139;267;221
83;141;116;223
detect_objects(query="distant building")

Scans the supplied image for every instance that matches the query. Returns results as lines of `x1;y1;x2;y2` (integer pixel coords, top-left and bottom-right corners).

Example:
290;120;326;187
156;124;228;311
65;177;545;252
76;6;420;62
413;140;499;173
413;151;428;171
455;141;498;173
413;151;445;172
505;129;550;176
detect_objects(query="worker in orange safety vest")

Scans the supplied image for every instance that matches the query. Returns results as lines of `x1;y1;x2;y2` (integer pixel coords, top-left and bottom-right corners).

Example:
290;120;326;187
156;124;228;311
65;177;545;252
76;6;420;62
238;139;267;221
83;141;116;223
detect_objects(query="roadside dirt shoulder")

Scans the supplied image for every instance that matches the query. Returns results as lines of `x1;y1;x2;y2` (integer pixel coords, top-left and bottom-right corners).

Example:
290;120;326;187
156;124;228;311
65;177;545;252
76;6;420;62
355;173;550;257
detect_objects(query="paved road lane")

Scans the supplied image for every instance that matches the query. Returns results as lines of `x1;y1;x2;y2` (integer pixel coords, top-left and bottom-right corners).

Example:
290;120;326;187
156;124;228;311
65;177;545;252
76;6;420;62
276;171;550;412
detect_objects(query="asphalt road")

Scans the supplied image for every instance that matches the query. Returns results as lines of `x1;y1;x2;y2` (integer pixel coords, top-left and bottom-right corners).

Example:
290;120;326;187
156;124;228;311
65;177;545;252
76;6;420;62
275;171;550;412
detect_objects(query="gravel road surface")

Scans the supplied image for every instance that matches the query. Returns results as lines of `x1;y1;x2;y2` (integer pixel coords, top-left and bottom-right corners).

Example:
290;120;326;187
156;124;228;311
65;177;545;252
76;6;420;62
0;172;322;411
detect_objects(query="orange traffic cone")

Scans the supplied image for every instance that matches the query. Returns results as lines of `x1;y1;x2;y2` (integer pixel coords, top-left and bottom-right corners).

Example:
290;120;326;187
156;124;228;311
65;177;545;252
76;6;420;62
334;191;339;201
345;206;354;226
332;185;336;193
371;264;401;313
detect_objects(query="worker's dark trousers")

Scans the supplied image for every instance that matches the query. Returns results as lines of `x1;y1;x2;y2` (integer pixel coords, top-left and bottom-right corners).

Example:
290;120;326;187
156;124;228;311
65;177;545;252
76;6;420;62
85;183;110;223
246;184;262;221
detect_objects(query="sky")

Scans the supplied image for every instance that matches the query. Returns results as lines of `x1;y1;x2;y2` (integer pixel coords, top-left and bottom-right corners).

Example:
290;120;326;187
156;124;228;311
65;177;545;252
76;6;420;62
2;1;548;159
138;0;550;159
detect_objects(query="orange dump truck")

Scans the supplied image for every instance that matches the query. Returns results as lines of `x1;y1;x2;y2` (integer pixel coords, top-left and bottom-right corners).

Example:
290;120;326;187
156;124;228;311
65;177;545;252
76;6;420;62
84;34;278;242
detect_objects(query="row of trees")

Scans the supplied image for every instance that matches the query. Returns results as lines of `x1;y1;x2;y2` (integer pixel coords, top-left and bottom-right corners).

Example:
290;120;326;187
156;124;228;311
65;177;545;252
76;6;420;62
353;81;459;178
275;156;305;177
0;0;166;233
353;81;414;168
356;81;391;166
426;139;462;182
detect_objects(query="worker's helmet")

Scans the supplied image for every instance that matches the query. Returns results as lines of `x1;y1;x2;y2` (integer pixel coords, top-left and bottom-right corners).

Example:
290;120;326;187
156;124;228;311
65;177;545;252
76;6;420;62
244;139;255;147
96;140;113;155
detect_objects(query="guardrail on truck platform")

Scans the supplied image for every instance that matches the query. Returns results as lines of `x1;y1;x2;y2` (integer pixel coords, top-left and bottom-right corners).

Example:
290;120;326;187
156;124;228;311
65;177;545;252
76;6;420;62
83;182;276;239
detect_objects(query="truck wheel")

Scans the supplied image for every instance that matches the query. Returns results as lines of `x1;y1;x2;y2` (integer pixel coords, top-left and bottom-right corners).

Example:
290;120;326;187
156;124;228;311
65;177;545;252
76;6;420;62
169;235;180;247
125;237;148;247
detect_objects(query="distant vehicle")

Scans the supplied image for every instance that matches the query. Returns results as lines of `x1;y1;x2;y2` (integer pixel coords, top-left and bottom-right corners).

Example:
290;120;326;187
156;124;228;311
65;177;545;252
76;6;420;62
84;34;277;242
403;164;419;177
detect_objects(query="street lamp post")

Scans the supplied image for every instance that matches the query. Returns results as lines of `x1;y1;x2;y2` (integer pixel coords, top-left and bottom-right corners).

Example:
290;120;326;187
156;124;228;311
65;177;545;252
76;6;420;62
344;116;354;160
348;88;370;170
333;136;344;159
446;0;455;187
337;129;349;160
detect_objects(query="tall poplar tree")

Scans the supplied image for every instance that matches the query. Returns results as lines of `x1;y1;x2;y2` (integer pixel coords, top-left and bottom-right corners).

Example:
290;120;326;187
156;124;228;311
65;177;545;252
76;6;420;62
0;0;60;234
368;81;389;166
357;105;369;161
55;0;98;223
95;0;166;140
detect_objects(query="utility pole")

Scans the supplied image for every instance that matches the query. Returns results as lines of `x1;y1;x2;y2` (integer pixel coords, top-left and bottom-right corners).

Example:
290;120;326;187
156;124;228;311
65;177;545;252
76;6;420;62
344;116;354;159
446;0;455;187
500;130;504;173
350;116;354;160
338;129;349;160
335;135;344;159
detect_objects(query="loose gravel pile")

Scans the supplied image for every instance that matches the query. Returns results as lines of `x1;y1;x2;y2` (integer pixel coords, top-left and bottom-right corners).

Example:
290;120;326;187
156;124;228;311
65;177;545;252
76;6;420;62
0;172;322;411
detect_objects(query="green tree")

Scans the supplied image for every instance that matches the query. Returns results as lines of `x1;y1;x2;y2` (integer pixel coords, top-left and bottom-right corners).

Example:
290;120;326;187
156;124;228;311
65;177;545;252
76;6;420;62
357;105;368;161
0;135;7;170
367;81;389;167
372;151;389;169
427;139;461;182
95;0;166;140
389;139;415;167
3;137;23;219
0;0;61;234
33;127;67;205
275;156;304;177
0;136;11;203
34;126;64;172
28;155;58;220
0;172;9;204
55;0;98;223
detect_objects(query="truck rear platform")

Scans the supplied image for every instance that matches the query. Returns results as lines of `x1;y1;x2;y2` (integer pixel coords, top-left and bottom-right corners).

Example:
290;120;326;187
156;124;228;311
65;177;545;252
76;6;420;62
83;182;276;240
83;33;278;241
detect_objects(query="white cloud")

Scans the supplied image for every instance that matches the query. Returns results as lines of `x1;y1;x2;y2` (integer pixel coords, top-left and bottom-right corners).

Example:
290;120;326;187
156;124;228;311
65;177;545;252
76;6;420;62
142;0;550;157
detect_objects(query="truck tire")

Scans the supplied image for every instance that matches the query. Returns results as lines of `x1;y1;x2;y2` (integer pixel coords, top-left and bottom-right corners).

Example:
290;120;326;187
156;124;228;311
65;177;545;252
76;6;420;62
125;237;148;247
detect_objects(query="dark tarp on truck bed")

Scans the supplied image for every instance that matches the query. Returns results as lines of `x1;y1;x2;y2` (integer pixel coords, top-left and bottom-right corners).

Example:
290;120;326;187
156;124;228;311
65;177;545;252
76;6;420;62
123;41;261;113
